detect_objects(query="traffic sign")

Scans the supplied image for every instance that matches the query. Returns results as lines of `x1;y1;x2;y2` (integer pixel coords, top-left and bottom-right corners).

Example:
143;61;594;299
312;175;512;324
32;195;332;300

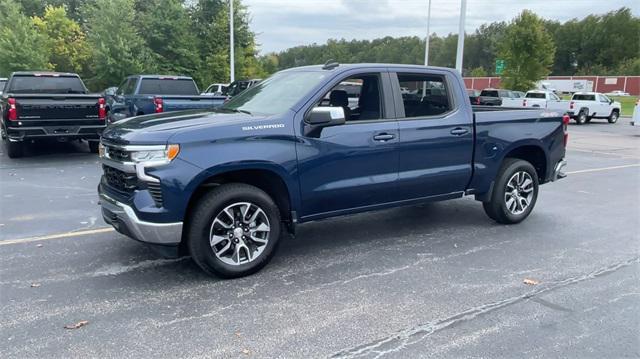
496;59;505;75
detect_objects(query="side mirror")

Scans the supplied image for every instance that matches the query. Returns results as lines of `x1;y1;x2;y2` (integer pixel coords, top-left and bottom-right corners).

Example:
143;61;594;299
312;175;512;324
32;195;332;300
609;99;614;104
304;106;346;137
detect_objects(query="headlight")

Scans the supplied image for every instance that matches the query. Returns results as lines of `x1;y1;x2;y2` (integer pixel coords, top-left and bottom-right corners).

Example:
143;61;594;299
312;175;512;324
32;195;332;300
129;144;180;165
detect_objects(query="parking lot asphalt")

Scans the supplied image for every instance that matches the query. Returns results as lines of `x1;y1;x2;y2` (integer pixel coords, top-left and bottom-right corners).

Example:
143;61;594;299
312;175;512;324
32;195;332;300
1;117;639;358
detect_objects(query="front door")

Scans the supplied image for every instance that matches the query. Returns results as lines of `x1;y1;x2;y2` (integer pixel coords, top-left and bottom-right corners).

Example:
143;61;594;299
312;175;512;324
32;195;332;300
296;71;400;219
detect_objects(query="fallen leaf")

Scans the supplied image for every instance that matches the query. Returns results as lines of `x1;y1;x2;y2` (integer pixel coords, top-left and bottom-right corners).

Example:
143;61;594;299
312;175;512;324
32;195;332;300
64;320;89;330
235;332;242;337
30;283;40;288
523;278;540;285
241;349;250;355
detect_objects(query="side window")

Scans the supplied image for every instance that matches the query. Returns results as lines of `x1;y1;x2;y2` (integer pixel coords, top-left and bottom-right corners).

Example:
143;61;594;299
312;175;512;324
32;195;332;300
317;73;383;122
123;79;137;95
116;79;128;96
397;73;451;118
599;95;609;103
551;93;560;101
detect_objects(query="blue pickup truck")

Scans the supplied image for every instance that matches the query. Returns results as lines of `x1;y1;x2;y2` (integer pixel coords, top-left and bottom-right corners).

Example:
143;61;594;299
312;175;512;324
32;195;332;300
106;75;225;122
98;63;568;278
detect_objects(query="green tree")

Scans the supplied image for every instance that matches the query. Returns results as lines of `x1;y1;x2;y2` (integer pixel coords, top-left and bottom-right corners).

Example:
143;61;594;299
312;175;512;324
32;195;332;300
499;10;555;91
136;0;201;81
33;5;89;74
469;67;488;77
81;0;155;89
0;0;51;76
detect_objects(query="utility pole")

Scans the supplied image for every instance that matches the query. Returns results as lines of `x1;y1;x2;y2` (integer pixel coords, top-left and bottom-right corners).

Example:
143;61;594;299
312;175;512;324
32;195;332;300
455;0;467;73
229;0;235;83
424;0;432;66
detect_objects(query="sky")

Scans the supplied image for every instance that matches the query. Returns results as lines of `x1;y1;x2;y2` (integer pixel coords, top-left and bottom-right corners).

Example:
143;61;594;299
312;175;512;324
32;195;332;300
243;0;639;54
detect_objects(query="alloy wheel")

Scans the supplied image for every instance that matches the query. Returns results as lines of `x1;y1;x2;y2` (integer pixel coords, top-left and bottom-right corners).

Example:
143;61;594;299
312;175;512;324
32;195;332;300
209;202;271;266
504;171;535;215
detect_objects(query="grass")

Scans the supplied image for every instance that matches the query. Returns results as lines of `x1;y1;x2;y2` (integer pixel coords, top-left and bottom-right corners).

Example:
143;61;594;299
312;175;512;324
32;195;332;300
560;94;637;117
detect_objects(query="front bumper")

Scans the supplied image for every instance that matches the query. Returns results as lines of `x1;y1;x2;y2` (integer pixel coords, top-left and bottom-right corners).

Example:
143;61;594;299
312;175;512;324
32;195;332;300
100;192;183;246
552;158;567;181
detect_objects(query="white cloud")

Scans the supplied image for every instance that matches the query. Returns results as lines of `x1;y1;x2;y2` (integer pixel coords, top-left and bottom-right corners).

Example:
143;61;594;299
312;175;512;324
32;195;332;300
243;0;639;53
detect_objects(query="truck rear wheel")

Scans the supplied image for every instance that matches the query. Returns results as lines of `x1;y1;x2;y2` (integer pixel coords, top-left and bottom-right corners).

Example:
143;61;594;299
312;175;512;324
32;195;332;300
187;183;282;278
483;158;539;224
575;110;588;125
5;140;23;158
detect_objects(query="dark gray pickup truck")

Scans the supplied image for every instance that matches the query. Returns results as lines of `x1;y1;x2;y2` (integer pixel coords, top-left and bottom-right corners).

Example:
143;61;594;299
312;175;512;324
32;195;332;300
1;72;106;158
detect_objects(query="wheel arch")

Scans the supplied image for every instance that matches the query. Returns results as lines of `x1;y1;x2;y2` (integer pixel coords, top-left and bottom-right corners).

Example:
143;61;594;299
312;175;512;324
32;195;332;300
502;143;548;183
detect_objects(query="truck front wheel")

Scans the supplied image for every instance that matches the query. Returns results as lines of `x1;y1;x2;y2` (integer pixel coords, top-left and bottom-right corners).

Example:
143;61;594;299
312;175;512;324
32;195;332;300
483;158;539;224
608;110;619;124
187;183;282;278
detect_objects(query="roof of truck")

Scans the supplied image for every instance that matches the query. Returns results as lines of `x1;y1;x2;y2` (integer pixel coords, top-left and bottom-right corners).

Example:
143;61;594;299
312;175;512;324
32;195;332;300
128;75;194;80
284;63;456;73
11;71;80;77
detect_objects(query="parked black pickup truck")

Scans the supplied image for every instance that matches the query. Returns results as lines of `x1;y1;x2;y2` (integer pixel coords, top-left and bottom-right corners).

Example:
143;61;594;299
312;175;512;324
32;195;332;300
1;72;107;158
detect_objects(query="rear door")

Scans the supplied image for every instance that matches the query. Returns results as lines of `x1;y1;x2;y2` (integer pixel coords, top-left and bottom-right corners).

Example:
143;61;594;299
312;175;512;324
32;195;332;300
392;70;473;199
296;70;400;219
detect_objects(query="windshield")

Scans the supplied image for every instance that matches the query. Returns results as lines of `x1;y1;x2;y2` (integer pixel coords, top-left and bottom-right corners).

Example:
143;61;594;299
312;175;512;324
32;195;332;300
8;75;86;94
138;78;199;95
0;80;6;92
480;90;498;97
221;71;328;116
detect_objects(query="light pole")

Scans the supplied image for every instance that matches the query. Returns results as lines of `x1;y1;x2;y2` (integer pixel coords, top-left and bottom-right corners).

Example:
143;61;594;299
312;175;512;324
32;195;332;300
455;0;467;73
424;0;432;66
229;0;235;83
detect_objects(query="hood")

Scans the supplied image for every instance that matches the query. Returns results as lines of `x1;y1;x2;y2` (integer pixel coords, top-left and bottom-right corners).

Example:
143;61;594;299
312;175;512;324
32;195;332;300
101;109;265;144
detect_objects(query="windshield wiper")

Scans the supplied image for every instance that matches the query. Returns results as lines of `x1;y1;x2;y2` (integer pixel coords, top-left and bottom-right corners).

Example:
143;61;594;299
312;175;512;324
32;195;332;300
216;108;252;115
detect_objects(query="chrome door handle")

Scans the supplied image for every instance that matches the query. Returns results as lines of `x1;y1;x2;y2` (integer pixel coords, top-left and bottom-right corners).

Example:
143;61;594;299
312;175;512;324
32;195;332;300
450;127;469;136
373;133;395;141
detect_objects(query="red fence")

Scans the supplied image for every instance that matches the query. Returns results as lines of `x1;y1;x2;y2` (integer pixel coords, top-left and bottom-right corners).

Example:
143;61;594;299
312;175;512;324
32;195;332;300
464;76;640;96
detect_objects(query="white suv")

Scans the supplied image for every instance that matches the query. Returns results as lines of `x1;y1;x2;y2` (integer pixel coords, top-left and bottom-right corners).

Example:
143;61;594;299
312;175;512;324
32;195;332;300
568;92;621;125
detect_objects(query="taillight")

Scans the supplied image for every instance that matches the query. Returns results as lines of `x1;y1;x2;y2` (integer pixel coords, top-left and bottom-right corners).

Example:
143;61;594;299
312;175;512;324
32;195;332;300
154;97;163;113
7;97;17;121
562;114;570;147
522;99;527;107
98;97;106;120
569;101;574;110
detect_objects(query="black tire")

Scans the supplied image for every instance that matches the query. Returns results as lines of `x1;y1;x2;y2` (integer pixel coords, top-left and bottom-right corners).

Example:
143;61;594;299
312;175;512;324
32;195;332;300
88;140;100;153
5;140;23;158
187;183;282;278
483;158;539;224
608;110;619;124
575;110;587;125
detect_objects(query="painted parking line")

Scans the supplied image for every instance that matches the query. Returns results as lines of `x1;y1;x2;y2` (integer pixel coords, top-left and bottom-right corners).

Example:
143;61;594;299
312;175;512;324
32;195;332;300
566;163;640;175
0;227;115;246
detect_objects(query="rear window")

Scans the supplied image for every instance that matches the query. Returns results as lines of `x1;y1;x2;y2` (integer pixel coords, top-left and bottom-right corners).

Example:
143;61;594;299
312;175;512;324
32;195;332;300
525;92;546;99
572;94;596;101
138;78;199;95
8;75;86;94
480;90;498;97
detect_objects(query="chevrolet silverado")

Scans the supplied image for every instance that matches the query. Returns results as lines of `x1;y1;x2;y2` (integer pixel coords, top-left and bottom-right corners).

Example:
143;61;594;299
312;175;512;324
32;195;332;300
98;63;568;278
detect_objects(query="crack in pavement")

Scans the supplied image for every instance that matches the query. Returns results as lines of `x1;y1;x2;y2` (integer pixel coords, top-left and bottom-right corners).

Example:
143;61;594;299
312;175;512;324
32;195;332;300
331;256;640;359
